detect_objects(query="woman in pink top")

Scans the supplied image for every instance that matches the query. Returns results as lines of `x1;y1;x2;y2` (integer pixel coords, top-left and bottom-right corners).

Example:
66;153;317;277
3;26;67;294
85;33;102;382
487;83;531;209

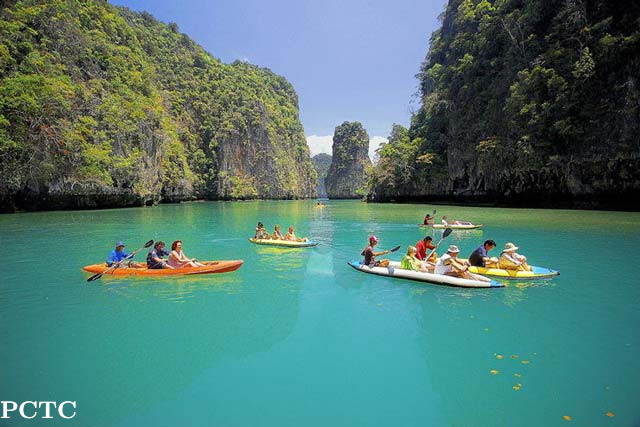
168;240;204;268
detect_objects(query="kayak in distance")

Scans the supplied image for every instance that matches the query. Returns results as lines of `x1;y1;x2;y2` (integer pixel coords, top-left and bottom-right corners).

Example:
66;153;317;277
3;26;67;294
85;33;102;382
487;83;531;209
420;223;483;230
467;264;559;280
82;260;243;277
348;260;503;288
249;238;318;248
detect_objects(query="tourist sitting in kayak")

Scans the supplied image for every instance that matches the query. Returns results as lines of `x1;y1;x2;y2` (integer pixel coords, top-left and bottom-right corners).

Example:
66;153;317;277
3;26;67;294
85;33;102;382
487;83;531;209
401;246;430;272
285;226;308;242
415;235;438;263
441;215;461;226
498;242;532;271
468;239;498;268
361;235;390;267
106;240;128;266
272;224;285;240
168;240;204;268
147;241;174;269
435;245;490;282
423;213;434;225
255;222;270;240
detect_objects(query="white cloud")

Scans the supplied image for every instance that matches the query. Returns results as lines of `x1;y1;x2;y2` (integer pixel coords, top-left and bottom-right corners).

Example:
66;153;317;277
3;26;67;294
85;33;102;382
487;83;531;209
306;135;388;162
306;135;333;156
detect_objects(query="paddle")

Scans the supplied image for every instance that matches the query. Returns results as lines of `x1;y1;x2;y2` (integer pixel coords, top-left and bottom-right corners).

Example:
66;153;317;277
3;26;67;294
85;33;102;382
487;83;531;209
424;228;452;261
388;245;401;253
87;240;154;282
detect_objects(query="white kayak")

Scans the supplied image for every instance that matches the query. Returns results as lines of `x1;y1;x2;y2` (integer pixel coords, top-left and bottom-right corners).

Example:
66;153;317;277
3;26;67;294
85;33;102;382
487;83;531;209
427;223;483;230
348;260;503;288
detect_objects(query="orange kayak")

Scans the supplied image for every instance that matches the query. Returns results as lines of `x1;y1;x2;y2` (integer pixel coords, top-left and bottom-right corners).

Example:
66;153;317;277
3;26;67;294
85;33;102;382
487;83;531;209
82;260;243;277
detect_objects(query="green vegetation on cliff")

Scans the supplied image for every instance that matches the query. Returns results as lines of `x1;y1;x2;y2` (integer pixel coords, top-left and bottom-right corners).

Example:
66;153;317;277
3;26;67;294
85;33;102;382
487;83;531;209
0;0;315;211
325;121;371;199
369;0;640;208
311;153;332;197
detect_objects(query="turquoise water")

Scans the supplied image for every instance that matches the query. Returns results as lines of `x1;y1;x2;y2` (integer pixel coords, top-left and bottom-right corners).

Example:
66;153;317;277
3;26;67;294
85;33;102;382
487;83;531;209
1;200;639;426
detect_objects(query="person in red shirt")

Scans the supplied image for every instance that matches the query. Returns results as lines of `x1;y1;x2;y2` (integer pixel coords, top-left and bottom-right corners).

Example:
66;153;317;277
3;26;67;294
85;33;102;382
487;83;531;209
415;235;438;263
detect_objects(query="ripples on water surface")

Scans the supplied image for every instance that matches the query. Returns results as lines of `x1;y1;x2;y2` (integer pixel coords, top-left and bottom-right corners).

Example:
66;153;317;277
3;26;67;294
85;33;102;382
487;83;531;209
1;201;639;426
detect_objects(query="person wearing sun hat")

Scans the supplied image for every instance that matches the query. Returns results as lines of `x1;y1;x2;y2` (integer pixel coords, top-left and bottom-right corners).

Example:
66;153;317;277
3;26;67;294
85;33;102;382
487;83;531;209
361;235;390;267
106;241;129;267
498;242;532;271
435;245;491;282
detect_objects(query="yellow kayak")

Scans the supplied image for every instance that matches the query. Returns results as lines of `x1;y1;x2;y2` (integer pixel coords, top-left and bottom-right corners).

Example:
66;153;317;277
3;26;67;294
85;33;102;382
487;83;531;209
248;238;318;248
467;265;559;280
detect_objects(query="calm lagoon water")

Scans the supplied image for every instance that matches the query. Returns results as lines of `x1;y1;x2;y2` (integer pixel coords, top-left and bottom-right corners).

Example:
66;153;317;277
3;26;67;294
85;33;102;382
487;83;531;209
1;200;639;426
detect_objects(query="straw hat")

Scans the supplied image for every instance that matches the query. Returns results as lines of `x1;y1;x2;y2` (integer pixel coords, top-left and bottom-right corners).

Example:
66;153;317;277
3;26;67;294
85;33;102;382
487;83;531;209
447;245;460;253
503;242;519;252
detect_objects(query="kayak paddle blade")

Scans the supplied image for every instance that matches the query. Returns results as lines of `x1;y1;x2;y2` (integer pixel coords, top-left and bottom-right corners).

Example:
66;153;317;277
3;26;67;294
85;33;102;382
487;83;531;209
390;245;401;252
443;228;453;238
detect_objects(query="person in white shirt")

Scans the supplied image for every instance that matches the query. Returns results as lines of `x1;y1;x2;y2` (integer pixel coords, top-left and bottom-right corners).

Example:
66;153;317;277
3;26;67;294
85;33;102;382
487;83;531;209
435;245;490;282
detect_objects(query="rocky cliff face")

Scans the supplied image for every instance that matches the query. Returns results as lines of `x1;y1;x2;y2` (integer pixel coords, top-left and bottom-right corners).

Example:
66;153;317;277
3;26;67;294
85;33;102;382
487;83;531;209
311;153;332;198
0;1;315;212
367;0;640;210
325;122;371;199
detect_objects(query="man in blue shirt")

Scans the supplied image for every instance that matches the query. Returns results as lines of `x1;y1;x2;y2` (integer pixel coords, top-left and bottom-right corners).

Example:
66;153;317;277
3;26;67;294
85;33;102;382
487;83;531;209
468;240;497;267
106;241;129;266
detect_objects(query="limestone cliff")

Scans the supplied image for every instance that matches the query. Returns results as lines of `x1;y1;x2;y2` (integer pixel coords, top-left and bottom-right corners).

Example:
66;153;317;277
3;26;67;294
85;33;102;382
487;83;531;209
0;1;316;212
325;122;371;199
311;153;332;198
367;0;640;210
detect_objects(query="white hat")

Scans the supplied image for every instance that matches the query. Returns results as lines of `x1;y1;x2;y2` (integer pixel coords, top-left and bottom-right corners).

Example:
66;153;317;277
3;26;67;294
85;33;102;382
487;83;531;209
447;245;460;253
503;242;519;252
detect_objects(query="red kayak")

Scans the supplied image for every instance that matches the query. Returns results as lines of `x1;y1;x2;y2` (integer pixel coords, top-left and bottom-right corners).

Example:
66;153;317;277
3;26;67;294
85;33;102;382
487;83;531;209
82;260;243;277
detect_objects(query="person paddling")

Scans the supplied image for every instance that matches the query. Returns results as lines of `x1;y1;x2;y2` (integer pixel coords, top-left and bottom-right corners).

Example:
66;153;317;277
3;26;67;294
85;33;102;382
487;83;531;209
468;240;498;268
423;213;434;225
147;241;173;269
415;235;438;263
106;241;129;267
361;235;390;267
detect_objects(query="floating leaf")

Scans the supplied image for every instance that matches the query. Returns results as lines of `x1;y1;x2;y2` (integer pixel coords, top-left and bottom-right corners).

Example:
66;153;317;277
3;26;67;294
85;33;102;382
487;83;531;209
563;415;571;421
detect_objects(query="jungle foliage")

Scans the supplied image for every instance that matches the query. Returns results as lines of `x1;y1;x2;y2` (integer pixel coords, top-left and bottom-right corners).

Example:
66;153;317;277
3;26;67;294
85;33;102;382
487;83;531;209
368;0;640;206
0;0;314;210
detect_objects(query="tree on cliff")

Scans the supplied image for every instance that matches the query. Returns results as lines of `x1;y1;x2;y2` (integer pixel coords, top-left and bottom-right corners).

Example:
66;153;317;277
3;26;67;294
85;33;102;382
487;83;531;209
325;122;372;199
0;0;316;212
368;0;640;209
312;153;332;198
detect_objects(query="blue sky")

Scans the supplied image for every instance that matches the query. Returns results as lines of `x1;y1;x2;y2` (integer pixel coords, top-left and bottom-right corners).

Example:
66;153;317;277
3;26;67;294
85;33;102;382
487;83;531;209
110;0;446;157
